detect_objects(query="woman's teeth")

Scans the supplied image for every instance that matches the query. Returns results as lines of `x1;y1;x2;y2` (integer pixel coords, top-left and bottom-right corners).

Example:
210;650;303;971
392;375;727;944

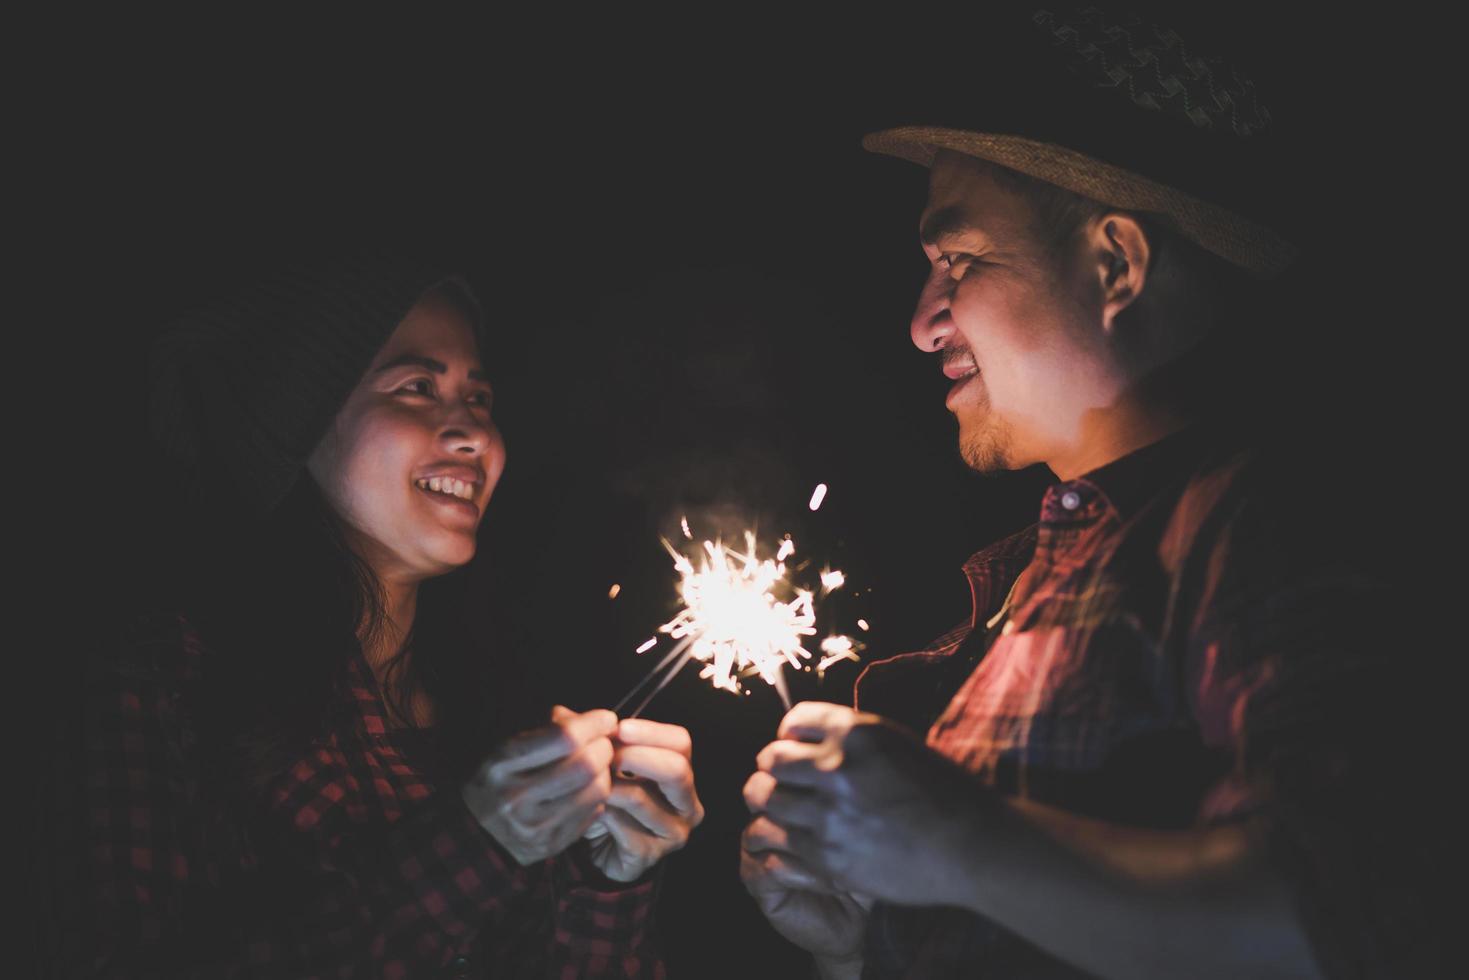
415;477;474;500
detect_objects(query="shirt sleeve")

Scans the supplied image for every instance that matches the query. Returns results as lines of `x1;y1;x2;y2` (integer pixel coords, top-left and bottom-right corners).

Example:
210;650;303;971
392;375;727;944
68;616;562;979
546;843;664;979
1182;477;1437;978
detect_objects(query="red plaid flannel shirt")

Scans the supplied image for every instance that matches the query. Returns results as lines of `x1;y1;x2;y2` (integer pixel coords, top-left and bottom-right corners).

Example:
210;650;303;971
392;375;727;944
853;426;1391;978
74;612;663;979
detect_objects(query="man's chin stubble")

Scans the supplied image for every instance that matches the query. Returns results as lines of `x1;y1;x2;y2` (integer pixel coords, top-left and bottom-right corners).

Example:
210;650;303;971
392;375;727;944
958;419;1015;476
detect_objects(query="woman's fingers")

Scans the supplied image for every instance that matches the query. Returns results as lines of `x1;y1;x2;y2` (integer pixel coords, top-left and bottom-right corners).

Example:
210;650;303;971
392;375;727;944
615;719;693;758
519;736;615;805
604;780;685;839
528;772;612;834
611;745;700;817
490;707;617;777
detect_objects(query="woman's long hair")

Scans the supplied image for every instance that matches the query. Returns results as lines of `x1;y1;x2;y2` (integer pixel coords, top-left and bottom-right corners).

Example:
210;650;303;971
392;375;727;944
169;279;536;802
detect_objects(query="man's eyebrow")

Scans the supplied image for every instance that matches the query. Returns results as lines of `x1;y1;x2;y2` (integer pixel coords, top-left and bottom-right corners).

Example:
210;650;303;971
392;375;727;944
919;206;973;247
374;354;490;383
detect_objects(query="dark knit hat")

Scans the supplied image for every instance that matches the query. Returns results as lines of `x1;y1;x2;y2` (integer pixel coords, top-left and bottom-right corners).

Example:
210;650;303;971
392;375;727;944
862;6;1299;278
148;250;481;520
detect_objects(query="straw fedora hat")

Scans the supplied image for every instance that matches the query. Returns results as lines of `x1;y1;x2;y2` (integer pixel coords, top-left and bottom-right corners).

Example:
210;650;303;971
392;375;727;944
863;6;1299;279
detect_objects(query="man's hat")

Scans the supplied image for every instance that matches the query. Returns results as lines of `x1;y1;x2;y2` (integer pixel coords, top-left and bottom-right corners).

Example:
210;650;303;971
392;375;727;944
863;6;1298;278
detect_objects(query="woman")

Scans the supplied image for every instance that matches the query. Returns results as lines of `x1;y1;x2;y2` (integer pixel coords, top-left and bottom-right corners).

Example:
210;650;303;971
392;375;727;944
71;254;702;977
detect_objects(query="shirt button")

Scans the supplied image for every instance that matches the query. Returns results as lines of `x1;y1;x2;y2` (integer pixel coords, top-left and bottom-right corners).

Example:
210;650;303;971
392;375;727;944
445;956;473;978
1060;491;1081;510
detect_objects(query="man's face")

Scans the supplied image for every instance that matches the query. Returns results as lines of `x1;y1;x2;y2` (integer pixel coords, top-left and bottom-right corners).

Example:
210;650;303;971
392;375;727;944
911;151;1111;475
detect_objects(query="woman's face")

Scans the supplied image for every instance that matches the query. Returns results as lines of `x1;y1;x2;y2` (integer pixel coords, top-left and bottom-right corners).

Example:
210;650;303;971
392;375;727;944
307;290;506;586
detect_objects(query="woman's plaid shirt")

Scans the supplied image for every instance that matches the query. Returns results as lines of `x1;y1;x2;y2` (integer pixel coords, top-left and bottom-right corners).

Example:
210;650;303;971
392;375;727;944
75;613;663;979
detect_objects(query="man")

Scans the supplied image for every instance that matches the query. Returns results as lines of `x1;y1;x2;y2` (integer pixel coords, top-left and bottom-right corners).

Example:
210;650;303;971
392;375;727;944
739;9;1421;979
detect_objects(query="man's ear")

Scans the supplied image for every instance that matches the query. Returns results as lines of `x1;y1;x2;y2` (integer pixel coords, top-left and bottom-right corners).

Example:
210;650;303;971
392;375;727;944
1088;213;1150;333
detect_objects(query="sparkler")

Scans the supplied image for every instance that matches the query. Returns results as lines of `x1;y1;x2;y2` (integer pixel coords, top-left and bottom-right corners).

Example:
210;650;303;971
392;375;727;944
614;525;861;718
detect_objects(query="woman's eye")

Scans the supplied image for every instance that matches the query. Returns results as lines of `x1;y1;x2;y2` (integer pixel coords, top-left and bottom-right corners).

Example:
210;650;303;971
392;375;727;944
398;378;434;396
467;391;492;408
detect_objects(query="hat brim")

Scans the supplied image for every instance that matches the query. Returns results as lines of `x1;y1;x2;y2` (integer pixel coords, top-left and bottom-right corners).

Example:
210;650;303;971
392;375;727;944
862;126;1297;279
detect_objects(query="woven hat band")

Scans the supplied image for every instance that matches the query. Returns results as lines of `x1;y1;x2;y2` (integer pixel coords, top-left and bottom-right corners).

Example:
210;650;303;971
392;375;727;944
862;128;1296;279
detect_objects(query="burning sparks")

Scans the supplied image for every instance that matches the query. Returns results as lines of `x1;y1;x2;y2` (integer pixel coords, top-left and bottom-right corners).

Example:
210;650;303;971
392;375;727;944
857;618;870;631
818;635;860;672
615;525;861;717
808;483;828;511
635;636;658;654
608;583;622;599
680;516;693;539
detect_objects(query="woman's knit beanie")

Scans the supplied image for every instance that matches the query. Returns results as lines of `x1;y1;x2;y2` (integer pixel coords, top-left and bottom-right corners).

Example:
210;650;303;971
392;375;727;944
147;249;475;520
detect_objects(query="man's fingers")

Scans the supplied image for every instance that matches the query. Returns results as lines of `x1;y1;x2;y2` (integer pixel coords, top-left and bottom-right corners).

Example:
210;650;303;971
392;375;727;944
755;739;833;788
777;700;855;742
494;708;618;775
615;719;694;758
761;782;826;829
740;842;832;894
743;769;777;812
612;745;699;815
741;813;792;854
519;736;615;804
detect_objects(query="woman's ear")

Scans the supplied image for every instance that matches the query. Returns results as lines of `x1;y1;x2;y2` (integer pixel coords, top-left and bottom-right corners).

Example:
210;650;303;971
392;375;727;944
1088;213;1151;334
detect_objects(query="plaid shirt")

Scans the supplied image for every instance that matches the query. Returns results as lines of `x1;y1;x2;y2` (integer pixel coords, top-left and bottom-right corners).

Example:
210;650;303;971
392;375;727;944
853;425;1389;979
74;612;663;979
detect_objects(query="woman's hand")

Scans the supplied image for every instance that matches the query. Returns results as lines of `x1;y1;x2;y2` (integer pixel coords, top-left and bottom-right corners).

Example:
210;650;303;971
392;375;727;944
461;705;617;866
582;718;705;882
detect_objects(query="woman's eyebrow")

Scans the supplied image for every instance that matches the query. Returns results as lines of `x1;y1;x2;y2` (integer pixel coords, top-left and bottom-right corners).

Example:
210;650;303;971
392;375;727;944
374;353;489;382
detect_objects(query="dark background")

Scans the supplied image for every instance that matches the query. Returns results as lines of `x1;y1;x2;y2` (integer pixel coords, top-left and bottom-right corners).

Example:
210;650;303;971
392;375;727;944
32;9;1434;979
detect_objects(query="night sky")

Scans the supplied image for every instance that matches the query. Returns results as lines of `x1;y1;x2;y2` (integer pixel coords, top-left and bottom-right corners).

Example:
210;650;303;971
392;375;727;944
36;11;1433;978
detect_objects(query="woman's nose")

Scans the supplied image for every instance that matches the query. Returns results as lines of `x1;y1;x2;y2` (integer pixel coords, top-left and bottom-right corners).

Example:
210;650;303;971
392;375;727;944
910;268;956;353
439;405;495;455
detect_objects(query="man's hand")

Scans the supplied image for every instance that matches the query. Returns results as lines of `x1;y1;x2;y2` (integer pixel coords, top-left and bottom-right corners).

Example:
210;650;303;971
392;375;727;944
749;701;990;908
582;717;705;882
739;804;871;977
461;705;617;866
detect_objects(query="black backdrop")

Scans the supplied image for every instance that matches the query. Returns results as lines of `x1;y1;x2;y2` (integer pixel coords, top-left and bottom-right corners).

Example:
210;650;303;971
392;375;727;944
33;10;1437;979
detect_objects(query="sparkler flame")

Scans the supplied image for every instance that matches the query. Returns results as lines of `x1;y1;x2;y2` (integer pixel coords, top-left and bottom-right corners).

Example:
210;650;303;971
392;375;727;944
818;634;861;673
615;527;858;717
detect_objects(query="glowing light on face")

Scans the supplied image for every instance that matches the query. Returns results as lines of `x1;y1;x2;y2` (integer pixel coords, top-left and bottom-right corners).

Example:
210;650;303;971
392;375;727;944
808;483;828;511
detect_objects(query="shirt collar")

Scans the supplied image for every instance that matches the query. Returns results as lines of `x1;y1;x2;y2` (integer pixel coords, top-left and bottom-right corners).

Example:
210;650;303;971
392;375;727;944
1045;423;1224;524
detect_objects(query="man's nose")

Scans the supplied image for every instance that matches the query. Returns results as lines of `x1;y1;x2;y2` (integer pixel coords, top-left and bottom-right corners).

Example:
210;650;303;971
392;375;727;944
910;267;955;353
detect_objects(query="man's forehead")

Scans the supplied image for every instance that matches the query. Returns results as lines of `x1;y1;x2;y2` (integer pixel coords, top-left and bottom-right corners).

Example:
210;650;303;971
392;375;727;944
920;152;1022;243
